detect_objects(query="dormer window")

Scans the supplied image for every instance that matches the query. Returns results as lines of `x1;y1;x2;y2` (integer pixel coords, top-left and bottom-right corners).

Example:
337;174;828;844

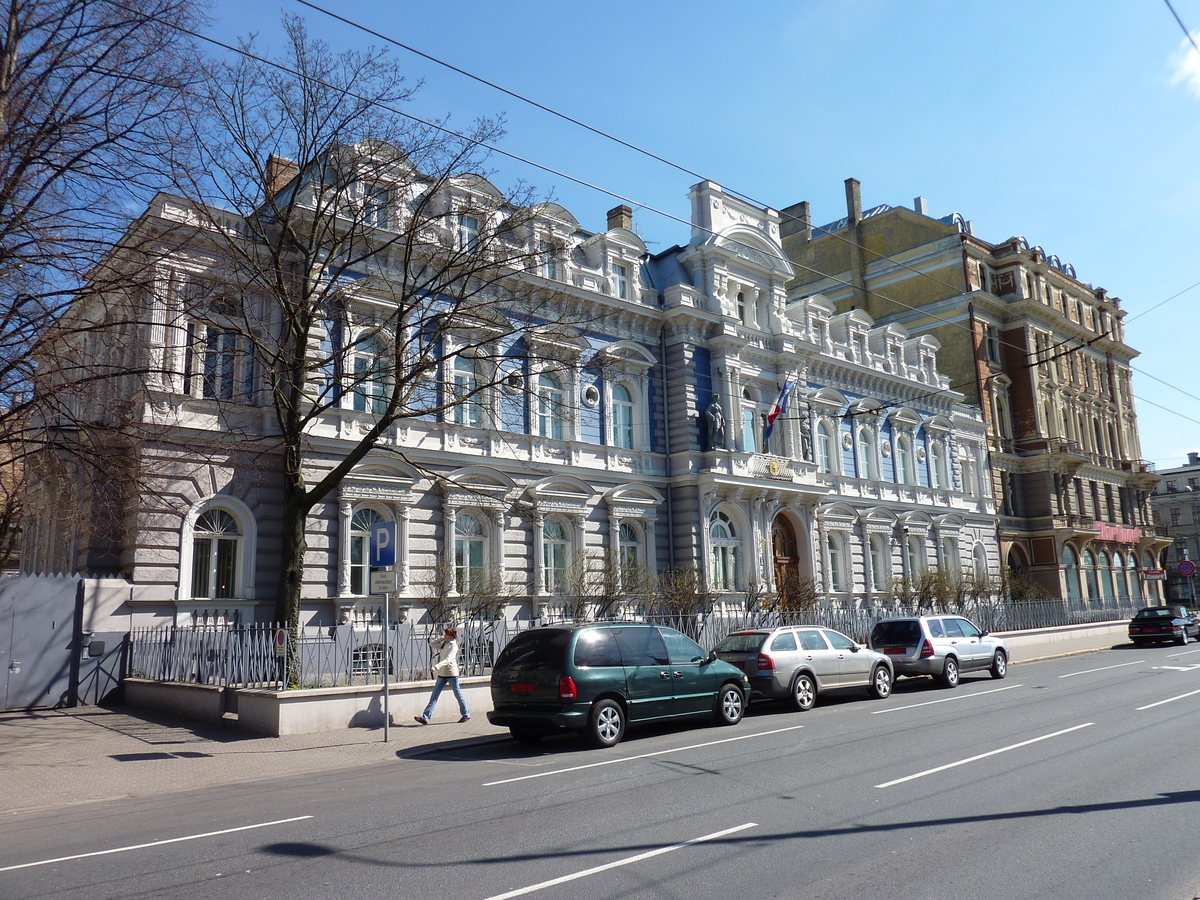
614;263;629;300
363;184;389;229
457;214;479;252
539;240;559;281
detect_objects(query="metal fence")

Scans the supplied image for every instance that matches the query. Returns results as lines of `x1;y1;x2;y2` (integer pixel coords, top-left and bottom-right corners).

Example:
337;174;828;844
129;598;1142;690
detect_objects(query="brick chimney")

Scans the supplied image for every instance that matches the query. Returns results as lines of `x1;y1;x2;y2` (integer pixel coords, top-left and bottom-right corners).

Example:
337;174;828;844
780;201;812;240
607;204;634;231
264;154;299;197
845;178;862;225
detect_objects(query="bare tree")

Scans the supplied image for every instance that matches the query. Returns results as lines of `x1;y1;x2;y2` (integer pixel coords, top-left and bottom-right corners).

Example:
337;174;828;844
165;17;585;633
1;0;205;561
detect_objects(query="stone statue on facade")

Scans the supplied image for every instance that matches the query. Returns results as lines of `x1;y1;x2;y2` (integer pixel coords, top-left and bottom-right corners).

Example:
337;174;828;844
798;403;813;461
705;396;726;451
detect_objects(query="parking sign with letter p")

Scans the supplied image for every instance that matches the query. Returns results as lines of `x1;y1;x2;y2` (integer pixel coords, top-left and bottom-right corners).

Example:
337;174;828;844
371;521;397;567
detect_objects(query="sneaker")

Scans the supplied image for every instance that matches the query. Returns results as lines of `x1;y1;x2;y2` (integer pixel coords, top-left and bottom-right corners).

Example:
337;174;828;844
458;715;470;723
414;716;428;725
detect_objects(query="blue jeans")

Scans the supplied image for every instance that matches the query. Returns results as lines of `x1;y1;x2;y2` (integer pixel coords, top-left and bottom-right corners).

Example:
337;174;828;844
423;676;469;720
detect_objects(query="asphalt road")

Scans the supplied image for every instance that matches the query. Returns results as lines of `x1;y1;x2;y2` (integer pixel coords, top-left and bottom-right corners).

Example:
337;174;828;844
4;644;1200;900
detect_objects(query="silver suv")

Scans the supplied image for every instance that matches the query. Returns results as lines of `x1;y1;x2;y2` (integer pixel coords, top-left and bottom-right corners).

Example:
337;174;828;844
869;615;1008;687
713;626;894;711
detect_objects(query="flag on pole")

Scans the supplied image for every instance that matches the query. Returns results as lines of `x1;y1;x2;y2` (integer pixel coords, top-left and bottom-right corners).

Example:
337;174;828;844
763;378;796;449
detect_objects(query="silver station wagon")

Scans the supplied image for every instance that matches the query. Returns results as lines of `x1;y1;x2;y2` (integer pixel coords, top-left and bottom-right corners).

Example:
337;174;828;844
713;626;894;711
869;615;1008;687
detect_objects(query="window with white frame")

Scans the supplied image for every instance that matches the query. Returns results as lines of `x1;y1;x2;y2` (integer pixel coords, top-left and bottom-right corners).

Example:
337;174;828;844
817;421;835;474
857;427;874;479
457;213;479;252
537;371;566;439
742;389;758;453
941;536;958;571
191;508;241;599
452;355;483;427
930;440;947;488
869;534;889;591
895;435;913;485
737;291;748;324
972;544;988;580
543;518;570;593
827;532;846;592
539;240;560;281
618;522;641;586
611;383;634;450
710;511;740;591
363;183;390;229
906;535;925;577
349;507;387;595
455;512;487;593
351;334;389;415
187;324;255;402
613;263;629;300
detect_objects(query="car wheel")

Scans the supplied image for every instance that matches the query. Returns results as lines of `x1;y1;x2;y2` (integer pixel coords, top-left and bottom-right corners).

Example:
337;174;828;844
940;656;960;688
510;728;542;745
868;665;892;699
990;650;1008;679
713;684;745;726
1181;630;1191;646
791;673;816;711
586;699;625;748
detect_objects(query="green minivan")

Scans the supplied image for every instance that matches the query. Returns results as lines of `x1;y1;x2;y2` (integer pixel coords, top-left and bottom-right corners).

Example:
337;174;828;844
487;622;751;748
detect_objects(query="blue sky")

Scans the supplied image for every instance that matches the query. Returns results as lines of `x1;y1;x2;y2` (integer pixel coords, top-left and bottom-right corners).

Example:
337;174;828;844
205;0;1200;468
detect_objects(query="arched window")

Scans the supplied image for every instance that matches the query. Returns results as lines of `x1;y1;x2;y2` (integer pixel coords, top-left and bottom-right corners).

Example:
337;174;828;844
452;356;482;427
857;428;874;480
1062;545;1081;602
618;522;641;586
1099;551;1115;601
870;534;890;592
973;543;988;579
349;507;386;595
906;535;925;577
543;519;569;593
736;291;747;324
895;435;913;484
537;371;566;439
352;335;389;415
1113;552;1130;602
816;421;834;474
930;440;947;489
191;509;241;599
742;389;758;453
827;533;846;592
1082;549;1099;602
455;513;487;593
710;512;740;591
611;384;634;450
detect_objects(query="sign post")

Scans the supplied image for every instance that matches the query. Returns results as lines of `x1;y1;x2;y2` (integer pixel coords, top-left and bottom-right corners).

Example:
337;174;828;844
370;522;398;743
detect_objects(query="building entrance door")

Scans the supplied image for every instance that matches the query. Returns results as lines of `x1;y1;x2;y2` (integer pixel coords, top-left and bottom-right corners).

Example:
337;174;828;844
772;516;801;604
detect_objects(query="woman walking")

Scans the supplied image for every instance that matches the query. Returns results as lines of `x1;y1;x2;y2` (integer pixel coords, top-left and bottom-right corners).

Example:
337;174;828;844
414;625;470;724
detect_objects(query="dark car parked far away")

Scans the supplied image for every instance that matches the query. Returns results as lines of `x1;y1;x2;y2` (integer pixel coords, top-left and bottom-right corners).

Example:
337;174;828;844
487;622;751;748
1128;606;1200;645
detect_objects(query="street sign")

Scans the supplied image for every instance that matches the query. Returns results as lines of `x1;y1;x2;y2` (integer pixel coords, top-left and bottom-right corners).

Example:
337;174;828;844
1179;560;1196;577
371;521;397;567
370;570;398;594
1146;570;1167;581
274;627;287;657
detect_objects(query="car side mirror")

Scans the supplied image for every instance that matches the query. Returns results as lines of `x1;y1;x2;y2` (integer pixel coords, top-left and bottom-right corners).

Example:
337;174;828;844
850;645;860;652
707;649;718;663
979;630;989;637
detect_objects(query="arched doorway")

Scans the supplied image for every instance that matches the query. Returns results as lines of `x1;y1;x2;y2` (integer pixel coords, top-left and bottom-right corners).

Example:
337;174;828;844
772;515;802;607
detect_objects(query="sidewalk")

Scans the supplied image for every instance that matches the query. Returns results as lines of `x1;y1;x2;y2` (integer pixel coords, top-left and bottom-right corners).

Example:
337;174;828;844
0;705;507;816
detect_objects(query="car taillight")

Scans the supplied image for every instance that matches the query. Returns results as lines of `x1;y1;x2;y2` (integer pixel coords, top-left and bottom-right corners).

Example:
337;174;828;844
757;653;775;671
919;639;935;659
559;676;577;699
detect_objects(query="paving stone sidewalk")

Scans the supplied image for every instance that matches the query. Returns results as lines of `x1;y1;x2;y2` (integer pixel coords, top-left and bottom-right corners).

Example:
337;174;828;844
0;706;506;816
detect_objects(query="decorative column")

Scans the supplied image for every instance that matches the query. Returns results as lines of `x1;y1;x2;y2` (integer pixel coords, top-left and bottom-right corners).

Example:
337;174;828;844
443;505;458;597
337;499;353;596
531;510;545;598
397;504;411;593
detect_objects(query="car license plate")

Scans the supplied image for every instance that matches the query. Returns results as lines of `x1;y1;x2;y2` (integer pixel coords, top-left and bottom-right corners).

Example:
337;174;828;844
510;683;536;693
883;647;905;655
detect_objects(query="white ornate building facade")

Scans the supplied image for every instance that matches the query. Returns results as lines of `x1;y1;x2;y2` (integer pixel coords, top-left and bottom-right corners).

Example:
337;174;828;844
25;171;999;630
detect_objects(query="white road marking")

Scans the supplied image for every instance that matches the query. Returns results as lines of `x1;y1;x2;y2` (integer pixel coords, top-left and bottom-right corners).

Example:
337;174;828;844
0;816;314;872
480;822;757;900
483;725;805;786
870;684;1023;714
875;723;1094;788
1152;664;1200;672
1137;688;1200;710
1059;660;1144;678
1165;648;1200;658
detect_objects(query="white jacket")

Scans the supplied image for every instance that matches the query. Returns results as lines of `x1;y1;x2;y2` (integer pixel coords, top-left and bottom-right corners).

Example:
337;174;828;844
430;635;460;678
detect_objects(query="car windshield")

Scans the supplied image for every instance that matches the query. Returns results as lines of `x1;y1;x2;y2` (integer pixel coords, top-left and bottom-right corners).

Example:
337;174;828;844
715;632;767;653
871;621;921;645
1134;608;1174;619
494;629;570;670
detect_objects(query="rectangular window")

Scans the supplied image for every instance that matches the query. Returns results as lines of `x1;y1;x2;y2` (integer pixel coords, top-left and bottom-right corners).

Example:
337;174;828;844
614;263;628;300
539;240;559;281
458;214;479;252
984;326;1001;364
363;184;389;229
